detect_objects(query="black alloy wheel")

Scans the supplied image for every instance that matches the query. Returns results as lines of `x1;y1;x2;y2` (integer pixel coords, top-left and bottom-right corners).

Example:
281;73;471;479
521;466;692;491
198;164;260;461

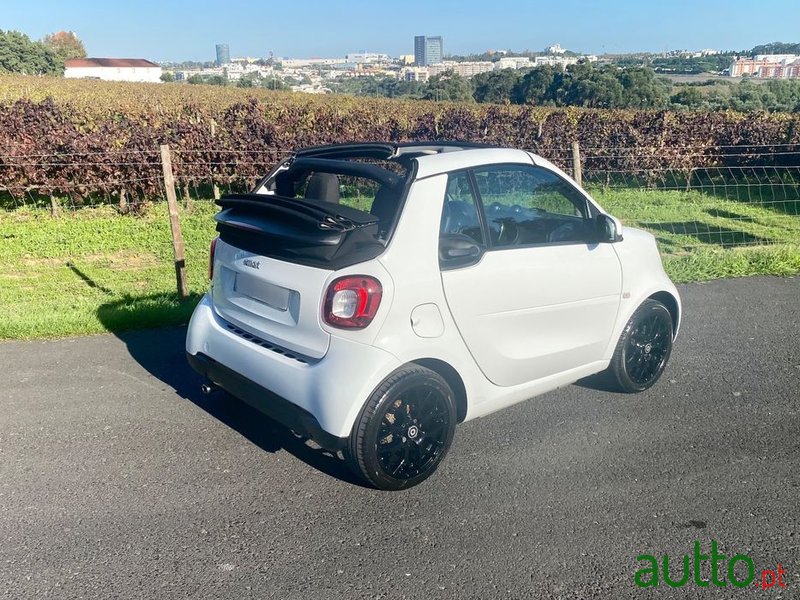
609;299;674;393
346;365;457;490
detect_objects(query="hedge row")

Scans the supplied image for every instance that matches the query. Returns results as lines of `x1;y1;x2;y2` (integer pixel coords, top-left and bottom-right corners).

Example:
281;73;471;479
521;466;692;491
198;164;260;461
2;89;800;206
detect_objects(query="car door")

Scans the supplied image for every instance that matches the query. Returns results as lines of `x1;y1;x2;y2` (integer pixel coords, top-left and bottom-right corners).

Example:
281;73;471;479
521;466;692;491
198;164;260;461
440;163;622;387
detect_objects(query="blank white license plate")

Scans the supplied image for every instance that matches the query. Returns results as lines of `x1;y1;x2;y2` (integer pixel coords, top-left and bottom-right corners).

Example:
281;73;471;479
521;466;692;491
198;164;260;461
234;274;291;312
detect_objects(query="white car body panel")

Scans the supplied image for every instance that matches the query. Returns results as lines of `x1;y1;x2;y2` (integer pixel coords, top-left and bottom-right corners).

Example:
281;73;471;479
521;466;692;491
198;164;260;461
186;145;681;445
441;243;622;386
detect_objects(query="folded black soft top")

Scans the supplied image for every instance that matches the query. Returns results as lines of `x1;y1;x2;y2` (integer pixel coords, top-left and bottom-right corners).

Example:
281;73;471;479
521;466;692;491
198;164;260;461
217;193;378;232
214;193;385;269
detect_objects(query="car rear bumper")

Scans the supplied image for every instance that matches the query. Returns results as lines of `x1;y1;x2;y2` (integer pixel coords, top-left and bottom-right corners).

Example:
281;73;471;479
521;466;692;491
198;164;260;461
186;351;346;452
185;294;402;444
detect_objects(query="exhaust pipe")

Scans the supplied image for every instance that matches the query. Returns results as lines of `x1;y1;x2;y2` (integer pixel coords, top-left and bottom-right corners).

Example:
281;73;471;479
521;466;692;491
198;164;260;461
200;382;217;395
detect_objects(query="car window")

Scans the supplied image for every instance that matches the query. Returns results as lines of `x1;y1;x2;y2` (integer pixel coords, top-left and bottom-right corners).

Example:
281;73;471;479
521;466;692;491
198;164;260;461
294;172;377;213
472;164;592;248
440;172;484;245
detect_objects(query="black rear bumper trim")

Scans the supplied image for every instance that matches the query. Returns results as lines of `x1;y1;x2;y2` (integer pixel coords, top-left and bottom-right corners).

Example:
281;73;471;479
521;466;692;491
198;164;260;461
187;352;347;452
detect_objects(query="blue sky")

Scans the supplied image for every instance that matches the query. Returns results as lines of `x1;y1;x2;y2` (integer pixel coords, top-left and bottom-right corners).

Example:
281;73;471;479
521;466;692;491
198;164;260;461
3;0;800;61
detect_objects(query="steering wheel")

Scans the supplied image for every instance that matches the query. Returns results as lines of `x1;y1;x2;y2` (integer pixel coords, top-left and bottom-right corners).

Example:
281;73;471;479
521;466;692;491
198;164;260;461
495;217;519;246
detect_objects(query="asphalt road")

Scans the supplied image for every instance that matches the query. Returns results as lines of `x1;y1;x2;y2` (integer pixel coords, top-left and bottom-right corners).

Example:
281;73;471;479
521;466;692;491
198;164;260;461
1;276;798;599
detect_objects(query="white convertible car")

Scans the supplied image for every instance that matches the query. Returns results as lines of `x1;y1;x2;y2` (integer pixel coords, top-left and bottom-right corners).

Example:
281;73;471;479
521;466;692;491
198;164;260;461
186;142;681;490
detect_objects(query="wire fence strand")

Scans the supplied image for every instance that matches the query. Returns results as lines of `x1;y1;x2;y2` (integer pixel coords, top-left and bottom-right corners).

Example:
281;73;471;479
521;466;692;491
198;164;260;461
2;144;799;254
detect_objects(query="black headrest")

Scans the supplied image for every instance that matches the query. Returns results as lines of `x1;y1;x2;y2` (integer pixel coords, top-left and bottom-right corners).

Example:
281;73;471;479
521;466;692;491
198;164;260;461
305;172;340;204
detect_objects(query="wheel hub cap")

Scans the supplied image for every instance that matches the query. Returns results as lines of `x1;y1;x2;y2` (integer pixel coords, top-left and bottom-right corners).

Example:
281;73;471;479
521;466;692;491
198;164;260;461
407;425;419;439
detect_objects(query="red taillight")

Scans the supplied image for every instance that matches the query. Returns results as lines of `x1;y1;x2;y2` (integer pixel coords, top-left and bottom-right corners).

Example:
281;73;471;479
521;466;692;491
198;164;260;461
323;275;382;329
208;237;219;280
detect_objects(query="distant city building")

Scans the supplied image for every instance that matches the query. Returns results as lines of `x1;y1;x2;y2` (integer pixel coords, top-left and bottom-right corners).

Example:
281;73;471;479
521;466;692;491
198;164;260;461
399;54;416;65
414;35;443;66
414;36;426;66
428;61;495;78
495;56;533;70
345;52;391;64
533;55;580;68
281;57;348;68
64;58;162;83
546;43;566;55
215;44;230;66
403;66;430;82
730;54;800;78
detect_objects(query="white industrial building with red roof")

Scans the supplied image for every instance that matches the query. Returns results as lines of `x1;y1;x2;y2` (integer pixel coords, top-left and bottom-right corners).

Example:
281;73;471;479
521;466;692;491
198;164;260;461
64;58;162;83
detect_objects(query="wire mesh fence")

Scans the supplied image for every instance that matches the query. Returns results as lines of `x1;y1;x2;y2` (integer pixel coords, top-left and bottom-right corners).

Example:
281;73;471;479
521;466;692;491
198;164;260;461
1;143;799;255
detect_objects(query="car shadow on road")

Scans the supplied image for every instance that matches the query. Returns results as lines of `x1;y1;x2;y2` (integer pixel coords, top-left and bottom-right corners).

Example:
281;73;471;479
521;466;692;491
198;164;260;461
97;297;367;488
573;369;620;393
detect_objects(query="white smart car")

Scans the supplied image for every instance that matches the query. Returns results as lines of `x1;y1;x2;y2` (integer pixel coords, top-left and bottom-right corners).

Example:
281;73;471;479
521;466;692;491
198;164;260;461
186;142;681;490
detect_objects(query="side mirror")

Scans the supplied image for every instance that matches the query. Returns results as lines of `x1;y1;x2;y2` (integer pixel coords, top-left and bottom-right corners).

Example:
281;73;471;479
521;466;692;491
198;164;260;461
595;214;623;243
439;234;483;269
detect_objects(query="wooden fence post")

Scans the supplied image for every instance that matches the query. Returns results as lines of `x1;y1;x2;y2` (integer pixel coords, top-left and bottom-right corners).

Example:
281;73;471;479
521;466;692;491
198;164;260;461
210;119;221;200
160;144;189;299
572;141;583;188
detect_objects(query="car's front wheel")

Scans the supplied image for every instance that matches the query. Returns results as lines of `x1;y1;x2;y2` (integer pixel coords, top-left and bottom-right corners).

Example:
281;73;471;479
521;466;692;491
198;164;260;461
345;365;456;491
609;299;674;393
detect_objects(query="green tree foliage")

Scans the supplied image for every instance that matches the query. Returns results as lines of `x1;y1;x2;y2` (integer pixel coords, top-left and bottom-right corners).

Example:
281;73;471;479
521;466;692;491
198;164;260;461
558;62;625;108
515;65;560;105
187;74;226;86
514;62;669;109
750;42;800;56
618;66;670;108
326;59;800;114
0;29;62;75
471;69;521;103
160;71;175;83
423;71;474;102
331;75;424;98
650;54;734;74
668;79;800;113
670;86;703;107
41;31;87;61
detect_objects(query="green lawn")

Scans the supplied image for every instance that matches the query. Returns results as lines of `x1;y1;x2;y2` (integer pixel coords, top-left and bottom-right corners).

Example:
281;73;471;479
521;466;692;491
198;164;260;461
1;189;798;339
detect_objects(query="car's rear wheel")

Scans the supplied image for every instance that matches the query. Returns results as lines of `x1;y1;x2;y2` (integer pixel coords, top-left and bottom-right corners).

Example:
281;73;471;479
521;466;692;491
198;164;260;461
609;299;674;393
345;365;456;491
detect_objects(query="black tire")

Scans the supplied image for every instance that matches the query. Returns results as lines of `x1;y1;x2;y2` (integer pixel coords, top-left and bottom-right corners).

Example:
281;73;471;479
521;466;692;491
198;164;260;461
345;365;457;491
608;299;674;393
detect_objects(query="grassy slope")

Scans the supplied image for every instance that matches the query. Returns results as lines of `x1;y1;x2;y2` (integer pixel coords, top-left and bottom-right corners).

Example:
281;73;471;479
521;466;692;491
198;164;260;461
1;188;798;339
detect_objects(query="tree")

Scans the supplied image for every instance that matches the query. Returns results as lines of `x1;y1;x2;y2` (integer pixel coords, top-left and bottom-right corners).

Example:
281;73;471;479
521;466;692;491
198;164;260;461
160;71;175;83
558;63;624;108
514;65;561;105
423;71;474;102
618;66;669;108
750;42;800;56
670;86;703;108
471;69;521;103
0;29;61;75
41;31;87;61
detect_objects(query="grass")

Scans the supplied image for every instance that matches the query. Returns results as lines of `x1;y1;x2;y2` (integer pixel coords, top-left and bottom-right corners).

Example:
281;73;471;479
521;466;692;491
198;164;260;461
0;202;217;339
1;188;798;340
